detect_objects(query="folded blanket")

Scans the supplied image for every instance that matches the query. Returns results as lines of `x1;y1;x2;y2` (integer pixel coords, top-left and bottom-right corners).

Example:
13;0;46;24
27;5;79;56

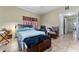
23;35;49;48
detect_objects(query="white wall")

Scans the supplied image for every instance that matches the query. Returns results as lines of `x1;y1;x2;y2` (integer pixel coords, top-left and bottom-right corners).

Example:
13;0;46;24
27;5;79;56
40;7;65;27
0;6;40;28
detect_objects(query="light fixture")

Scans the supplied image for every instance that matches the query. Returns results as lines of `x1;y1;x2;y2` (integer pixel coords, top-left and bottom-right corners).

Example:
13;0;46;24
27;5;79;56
64;12;75;16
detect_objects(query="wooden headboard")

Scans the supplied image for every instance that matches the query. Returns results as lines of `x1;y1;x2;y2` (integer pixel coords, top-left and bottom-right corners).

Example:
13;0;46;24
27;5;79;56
23;16;38;28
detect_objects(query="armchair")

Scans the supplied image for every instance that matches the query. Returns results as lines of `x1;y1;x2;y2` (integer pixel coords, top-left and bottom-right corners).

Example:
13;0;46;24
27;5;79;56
39;25;47;34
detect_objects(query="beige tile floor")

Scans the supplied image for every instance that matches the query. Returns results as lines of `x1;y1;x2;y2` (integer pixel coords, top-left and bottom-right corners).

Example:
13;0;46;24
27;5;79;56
1;33;79;52
0;38;19;52
47;33;79;52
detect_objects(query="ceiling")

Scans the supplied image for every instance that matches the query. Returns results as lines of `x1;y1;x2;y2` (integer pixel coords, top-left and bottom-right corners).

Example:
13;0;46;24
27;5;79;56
17;6;60;15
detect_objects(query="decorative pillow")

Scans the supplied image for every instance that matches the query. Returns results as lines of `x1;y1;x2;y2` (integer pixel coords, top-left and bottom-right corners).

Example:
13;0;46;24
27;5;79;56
19;25;33;28
17;27;34;31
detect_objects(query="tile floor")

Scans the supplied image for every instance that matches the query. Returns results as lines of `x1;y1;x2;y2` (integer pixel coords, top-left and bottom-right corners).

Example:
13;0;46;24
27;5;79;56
46;33;79;52
0;38;19;52
1;33;79;52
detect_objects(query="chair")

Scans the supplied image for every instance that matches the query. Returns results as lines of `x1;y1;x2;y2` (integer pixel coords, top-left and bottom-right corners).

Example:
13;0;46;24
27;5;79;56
0;29;12;45
39;25;47;34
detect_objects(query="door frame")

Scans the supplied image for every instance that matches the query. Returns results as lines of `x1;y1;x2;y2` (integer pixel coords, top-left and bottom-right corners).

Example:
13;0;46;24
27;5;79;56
59;11;78;36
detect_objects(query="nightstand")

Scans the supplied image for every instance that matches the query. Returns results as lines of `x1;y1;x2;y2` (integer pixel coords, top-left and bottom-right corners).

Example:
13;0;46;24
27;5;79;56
48;31;58;39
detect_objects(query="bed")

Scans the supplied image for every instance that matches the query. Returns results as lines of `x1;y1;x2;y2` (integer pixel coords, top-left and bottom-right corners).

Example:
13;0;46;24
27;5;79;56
16;25;51;52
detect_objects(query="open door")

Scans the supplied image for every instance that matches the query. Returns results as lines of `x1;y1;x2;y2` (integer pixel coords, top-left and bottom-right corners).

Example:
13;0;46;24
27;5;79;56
59;14;64;36
77;12;79;39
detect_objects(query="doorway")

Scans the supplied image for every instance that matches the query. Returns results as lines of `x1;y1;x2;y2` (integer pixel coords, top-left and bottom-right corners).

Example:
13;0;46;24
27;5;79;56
59;12;78;39
64;15;77;35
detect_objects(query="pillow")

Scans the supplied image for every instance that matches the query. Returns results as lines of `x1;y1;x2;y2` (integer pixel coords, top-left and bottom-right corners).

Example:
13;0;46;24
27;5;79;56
23;25;33;28
20;25;33;28
17;27;34;31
